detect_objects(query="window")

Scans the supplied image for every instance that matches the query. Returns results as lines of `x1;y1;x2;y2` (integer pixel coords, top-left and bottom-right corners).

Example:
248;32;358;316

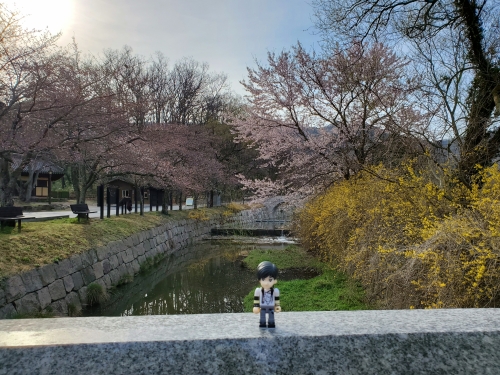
122;190;130;198
143;191;148;199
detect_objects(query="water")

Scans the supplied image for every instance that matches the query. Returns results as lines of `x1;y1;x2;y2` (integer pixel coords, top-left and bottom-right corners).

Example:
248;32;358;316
84;239;316;316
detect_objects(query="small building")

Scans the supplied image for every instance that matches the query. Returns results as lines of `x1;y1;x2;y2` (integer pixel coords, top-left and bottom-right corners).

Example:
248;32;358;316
14;157;65;199
103;178;163;206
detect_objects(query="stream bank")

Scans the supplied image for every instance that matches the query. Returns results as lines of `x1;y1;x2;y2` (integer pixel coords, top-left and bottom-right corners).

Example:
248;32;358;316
0;207;269;318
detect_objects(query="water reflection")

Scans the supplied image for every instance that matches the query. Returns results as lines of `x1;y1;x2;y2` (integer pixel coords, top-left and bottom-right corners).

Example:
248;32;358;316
84;240;307;317
122;254;255;315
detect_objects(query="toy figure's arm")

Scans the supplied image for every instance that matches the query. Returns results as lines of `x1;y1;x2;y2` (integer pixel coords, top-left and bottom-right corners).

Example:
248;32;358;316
253;289;260;314
275;289;281;312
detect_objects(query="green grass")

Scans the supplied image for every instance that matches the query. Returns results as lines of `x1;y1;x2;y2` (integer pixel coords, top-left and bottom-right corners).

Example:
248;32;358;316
0;207;231;280
244;270;368;312
243;246;369;312
243;245;322;270
86;282;108;306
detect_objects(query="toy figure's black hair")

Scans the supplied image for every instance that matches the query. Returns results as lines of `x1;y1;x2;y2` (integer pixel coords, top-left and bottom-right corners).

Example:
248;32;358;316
257;261;279;280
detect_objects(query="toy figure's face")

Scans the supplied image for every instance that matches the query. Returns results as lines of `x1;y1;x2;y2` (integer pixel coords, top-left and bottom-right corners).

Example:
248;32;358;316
259;276;277;290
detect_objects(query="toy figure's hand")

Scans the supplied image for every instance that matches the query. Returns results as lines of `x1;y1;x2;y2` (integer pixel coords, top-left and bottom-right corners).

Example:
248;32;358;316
253;307;260;314
275;306;281;313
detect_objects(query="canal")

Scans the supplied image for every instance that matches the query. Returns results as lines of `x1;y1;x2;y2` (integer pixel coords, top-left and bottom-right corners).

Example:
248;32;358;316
83;237;312;316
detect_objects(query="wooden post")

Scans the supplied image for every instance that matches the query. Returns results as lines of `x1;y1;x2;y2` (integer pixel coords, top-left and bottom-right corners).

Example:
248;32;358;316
156;190;159;212
106;187;111;218
98;185;104;219
48;171;52;205
115;188;119;216
135;187;138;213
150;188;153;213
140;187;144;216
179;191;182;211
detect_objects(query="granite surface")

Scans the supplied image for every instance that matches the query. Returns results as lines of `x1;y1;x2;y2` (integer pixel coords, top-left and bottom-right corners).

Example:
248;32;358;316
1;309;500;374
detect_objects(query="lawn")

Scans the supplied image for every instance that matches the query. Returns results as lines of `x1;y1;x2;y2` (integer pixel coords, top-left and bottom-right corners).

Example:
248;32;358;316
243;246;369;311
0;207;229;280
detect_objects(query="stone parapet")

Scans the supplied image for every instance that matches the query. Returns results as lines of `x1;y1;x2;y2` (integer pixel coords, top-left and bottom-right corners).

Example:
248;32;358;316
0;207;268;318
1;309;499;374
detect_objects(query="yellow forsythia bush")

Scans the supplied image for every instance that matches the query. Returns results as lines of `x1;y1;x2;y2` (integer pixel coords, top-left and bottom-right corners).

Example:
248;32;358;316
297;163;500;309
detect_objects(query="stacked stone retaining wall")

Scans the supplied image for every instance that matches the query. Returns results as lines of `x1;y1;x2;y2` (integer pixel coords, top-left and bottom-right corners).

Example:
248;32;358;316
0;208;267;318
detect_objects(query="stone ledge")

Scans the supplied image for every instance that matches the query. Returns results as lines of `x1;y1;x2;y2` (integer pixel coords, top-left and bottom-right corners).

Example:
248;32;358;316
1;309;499;374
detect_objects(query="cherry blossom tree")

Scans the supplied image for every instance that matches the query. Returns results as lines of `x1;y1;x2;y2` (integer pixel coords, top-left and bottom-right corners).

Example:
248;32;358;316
234;42;425;199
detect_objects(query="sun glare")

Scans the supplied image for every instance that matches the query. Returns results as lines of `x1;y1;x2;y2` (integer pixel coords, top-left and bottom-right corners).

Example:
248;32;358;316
5;0;75;34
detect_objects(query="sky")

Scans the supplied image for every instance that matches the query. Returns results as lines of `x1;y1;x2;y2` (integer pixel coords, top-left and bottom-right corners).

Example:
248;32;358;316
7;0;322;95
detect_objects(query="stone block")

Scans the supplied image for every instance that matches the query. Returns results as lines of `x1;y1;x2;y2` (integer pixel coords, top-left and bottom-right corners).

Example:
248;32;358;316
130;233;139;246
48;280;66;301
95;278;106;290
14;292;40;314
109;269;121;286
0;303;16;319
126;263;135;276
102;259;111;274
102;274;112;290
131;259;140;274
49;299;68;316
136;243;146;256
69;254;83;272
37;287;52;309
38;264;56;286
123;248;134;263
124;237;133;248
144;240;152;252
80;252;94;268
63;275;74;293
117;251;126;264
5;275;27;303
65;292;82;315
54;259;72;279
71;272;84;291
95;246;107;261
89;249;98;264
93;262;104;279
78;286;87;306
137;255;146;266
81;266;96;285
109;254;119;269
20;269;43;293
0;288;5;308
131;246;139;259
117;264;128;279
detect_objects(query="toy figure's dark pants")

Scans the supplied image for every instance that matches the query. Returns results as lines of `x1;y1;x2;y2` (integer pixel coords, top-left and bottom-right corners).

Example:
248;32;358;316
260;307;274;326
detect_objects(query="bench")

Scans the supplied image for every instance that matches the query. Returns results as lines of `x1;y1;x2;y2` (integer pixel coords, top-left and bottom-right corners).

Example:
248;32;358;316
0;206;35;232
70;204;97;222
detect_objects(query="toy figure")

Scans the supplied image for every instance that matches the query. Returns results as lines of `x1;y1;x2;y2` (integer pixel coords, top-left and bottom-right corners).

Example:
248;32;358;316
253;261;281;328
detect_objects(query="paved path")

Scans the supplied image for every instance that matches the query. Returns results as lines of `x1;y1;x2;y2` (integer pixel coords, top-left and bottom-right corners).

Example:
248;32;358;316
24;204;197;221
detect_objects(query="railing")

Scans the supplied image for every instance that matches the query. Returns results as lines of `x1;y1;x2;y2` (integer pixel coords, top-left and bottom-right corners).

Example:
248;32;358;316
1;309;499;374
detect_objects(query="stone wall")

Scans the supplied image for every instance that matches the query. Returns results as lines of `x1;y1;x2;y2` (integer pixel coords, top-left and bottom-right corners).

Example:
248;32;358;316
1;309;500;374
0;208;267;319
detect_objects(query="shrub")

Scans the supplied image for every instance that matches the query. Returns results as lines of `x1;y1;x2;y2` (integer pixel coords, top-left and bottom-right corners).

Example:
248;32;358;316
188;210;209;221
225;202;250;213
297;162;500;309
86;282;108;306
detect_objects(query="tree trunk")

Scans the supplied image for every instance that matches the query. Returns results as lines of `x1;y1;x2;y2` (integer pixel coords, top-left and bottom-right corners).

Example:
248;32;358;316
70;166;81;204
19;170;40;203
455;0;500;186
161;190;169;215
0;157;14;207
